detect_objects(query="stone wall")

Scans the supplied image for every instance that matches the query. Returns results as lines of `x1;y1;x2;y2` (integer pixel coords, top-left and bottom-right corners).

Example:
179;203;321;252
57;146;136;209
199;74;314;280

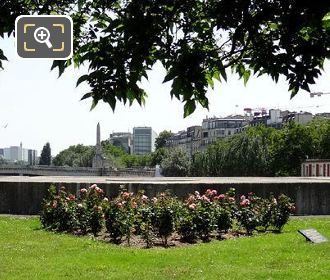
0;178;329;215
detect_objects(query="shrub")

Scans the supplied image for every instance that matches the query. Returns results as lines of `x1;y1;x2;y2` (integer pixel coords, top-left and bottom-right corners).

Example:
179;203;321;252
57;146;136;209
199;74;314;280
40;186;78;232
270;194;295;232
79;184;105;236
160;148;191;177
236;194;260;235
177;204;198;243
192;190;217;242
152;193;178;246
105;191;136;244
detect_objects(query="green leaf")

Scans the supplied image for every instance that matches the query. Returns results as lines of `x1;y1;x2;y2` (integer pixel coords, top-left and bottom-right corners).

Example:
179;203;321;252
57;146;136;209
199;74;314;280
90;98;99;111
163;68;177;83
184;100;196;118
50;60;66;77
243;70;251;86
322;12;330;29
218;61;227;82
205;72;214;89
76;75;89;87
81;92;93;101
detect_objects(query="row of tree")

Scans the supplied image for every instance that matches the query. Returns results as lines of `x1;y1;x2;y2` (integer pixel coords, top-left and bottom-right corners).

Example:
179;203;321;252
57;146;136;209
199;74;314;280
190;119;330;177
52;141;152;169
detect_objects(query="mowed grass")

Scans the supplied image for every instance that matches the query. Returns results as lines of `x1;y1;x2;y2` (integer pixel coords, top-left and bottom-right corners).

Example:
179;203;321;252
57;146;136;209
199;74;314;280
0;217;329;280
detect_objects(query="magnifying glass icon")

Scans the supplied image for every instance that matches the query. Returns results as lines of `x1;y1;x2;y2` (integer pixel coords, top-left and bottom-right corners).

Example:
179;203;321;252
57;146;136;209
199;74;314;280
34;27;53;49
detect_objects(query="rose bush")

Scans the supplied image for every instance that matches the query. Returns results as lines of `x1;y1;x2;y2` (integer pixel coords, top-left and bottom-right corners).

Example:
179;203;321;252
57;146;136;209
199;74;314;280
40;185;295;247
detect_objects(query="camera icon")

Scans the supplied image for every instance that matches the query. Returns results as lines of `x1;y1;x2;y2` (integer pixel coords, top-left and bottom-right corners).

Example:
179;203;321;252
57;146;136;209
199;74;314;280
15;15;73;59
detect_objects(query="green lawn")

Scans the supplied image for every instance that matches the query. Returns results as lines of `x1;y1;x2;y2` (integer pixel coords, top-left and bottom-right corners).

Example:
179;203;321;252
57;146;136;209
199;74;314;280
0;216;329;280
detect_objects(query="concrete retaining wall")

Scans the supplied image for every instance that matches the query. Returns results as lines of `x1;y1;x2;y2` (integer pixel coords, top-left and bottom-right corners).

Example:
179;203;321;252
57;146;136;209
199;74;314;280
0;177;329;215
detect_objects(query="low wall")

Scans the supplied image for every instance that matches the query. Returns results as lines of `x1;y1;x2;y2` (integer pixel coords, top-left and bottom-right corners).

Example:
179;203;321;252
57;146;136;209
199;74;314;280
0;165;155;177
0;177;329;215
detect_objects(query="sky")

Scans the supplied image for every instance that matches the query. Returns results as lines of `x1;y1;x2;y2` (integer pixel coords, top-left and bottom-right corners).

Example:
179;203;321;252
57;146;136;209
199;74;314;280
0;36;330;155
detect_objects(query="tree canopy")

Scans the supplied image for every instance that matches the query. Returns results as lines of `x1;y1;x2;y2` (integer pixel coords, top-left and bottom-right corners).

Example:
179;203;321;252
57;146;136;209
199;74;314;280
39;142;52;165
155;130;173;150
1;1;330;116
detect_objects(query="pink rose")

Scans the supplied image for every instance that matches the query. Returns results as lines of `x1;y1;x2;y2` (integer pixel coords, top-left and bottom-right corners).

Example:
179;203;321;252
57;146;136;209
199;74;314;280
90;184;97;189
201;195;210;203
219;194;225;199
188;203;196;210
240;199;250;207
228;197;235;203
80;188;87;193
122;192;130;199
240;195;246;201
95;186;104;194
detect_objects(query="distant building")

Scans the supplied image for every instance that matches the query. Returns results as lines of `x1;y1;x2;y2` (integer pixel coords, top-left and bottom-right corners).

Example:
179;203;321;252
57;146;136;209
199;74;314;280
109;132;132;154
133;127;157;155
250;109;282;128
301;159;330;177
201;117;248;147
1;142;37;164
166;126;202;157
282;111;313;125
28;149;38;165
315;112;330;120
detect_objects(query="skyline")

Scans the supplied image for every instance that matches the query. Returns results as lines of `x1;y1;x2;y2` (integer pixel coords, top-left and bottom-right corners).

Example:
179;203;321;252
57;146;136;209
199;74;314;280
0;37;330;155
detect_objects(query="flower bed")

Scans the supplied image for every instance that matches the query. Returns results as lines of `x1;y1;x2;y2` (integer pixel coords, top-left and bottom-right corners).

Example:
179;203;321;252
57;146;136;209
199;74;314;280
40;185;295;248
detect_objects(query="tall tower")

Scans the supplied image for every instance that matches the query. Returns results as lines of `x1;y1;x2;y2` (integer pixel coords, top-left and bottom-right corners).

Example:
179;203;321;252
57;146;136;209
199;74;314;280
96;122;101;153
92;122;104;168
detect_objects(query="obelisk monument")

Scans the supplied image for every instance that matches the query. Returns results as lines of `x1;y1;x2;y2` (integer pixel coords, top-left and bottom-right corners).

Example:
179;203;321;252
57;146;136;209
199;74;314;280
92;122;104;168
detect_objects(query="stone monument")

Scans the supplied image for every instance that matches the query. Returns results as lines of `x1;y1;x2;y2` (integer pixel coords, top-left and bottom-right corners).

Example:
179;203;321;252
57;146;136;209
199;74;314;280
92;122;105;168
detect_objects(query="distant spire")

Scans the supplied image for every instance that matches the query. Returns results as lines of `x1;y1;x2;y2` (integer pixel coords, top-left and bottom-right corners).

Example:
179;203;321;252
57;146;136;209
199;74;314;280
97;122;101;146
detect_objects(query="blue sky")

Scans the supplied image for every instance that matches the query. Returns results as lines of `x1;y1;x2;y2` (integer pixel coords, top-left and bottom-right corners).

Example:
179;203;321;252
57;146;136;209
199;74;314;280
0;37;329;155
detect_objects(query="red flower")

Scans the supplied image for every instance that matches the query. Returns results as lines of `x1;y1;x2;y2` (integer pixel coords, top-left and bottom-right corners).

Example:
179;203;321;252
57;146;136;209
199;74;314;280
68;194;75;201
